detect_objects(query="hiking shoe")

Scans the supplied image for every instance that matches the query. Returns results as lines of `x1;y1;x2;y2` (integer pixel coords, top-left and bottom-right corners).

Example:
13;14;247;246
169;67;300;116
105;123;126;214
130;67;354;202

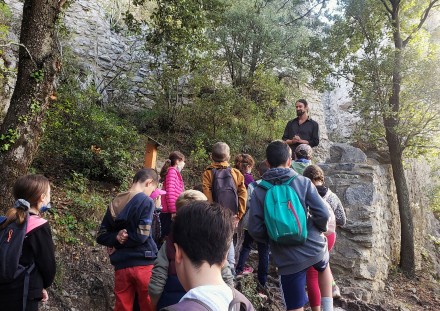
332;284;341;299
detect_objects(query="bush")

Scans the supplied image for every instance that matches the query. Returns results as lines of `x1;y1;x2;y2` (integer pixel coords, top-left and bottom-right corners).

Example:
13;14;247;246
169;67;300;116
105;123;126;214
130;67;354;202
34;58;144;184
49;173;109;245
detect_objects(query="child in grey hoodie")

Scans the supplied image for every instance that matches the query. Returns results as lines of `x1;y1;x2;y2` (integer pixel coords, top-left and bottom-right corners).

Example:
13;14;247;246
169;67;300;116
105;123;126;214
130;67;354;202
248;140;333;311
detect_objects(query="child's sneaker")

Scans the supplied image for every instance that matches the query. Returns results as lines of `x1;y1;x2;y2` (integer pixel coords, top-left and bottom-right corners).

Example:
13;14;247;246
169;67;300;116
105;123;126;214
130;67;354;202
256;282;269;300
235;266;254;279
332;284;341;299
241;266;254;275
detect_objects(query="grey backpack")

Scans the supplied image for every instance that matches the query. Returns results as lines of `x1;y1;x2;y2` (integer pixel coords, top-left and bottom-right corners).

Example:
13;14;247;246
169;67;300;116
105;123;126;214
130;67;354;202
211;167;239;214
161;288;255;311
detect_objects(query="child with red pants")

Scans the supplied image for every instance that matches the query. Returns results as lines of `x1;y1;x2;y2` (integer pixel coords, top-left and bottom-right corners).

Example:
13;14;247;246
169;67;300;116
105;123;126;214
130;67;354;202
303;165;347;310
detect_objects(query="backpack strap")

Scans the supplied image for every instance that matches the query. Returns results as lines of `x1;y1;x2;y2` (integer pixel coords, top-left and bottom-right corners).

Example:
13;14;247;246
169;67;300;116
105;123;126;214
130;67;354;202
163;298;213;311
22;263;35;311
228;288;254;311
258;176;297;191
26;215;47;234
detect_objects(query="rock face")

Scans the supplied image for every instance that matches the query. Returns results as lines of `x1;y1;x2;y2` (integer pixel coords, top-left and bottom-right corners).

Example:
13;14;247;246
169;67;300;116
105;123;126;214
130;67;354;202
321;144;438;301
1;0;151;116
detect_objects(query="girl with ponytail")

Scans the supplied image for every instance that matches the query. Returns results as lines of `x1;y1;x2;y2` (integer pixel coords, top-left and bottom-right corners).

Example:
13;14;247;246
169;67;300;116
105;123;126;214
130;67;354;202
159;151;185;240
0;175;56;311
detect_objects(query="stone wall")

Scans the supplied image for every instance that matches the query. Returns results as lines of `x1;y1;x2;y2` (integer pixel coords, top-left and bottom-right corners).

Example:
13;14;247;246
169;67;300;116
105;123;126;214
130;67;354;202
320;143;440;301
320;144;400;301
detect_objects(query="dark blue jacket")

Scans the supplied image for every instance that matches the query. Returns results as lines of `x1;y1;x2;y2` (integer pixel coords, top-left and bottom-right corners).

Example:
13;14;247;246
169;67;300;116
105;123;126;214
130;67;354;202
97;192;158;270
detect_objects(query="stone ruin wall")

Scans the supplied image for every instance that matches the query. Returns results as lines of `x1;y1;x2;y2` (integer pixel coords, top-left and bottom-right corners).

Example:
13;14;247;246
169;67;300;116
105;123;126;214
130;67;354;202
319;143;439;301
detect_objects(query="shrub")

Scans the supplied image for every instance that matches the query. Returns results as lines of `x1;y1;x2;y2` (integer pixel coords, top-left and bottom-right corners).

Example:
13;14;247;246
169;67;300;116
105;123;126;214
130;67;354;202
34;54;144;184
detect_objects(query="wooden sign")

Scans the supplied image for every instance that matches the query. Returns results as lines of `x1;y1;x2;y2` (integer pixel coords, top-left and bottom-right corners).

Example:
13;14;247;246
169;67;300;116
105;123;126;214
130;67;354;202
144;136;162;169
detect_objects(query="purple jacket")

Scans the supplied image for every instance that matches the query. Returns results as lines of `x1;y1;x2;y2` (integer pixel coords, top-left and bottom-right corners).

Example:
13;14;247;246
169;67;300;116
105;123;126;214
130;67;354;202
244;173;255;188
161;167;184;213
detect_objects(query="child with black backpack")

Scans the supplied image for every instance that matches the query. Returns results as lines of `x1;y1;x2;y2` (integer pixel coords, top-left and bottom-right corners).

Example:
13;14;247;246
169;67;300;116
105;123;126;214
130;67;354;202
202;142;247;271
248;140;334;311
0;174;56;311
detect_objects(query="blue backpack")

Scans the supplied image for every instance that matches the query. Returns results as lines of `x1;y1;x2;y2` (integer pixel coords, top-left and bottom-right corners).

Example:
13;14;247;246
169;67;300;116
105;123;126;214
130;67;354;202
258;176;308;245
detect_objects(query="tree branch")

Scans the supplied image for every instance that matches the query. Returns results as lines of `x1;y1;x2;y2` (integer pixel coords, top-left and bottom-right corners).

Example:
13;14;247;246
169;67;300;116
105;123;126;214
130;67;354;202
402;0;439;47
0;42;37;67
379;0;393;15
283;0;326;26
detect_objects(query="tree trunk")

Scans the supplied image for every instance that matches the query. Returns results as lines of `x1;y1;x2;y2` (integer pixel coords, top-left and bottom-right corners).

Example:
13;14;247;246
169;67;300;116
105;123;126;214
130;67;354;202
385;2;415;275
0;0;63;212
384;118;415;276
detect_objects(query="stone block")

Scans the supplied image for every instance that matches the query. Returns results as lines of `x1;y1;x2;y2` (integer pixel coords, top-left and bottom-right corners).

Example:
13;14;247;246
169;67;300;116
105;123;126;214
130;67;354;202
342;221;373;235
345;184;374;205
328;143;367;164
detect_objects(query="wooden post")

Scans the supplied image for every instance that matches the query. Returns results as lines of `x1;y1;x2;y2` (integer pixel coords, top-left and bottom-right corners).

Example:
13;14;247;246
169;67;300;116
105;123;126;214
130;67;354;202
144;137;162;169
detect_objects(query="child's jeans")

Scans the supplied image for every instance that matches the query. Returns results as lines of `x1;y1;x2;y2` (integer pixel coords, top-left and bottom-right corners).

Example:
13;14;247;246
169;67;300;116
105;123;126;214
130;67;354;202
236;230;270;286
227;242;235;273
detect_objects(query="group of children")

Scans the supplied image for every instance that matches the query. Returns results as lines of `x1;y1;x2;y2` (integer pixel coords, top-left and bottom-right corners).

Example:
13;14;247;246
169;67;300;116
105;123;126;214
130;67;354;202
0;139;346;311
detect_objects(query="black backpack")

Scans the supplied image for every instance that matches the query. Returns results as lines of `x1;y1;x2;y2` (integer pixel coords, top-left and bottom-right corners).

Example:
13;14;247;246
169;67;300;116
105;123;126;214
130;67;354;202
211;167;239;214
0;200;44;310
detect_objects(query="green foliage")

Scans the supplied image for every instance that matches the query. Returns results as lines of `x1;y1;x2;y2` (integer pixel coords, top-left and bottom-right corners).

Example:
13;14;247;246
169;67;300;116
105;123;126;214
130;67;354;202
430;184;440;218
51;173;108;245
181;68;289;163
0;128;19;151
0;1;10;47
30;69;44;82
34;51;144;184
213;0;312;86
0;2;12;82
236;275;265;309
312;0;440;155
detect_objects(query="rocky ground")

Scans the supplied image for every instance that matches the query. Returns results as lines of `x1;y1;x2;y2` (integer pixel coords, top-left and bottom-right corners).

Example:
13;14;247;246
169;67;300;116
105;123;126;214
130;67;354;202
37;239;439;311
36;186;439;311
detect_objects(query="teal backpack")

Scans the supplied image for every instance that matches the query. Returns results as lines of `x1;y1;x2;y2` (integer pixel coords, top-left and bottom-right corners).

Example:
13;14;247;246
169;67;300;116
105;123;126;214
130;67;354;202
259;176;308;245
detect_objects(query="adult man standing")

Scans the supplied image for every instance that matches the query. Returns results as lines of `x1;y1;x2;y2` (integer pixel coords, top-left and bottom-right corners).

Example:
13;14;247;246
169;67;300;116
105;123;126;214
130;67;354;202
282;99;320;157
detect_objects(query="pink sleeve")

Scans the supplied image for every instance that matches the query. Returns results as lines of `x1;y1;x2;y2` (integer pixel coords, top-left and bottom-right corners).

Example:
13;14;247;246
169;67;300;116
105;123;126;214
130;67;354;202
164;169;182;213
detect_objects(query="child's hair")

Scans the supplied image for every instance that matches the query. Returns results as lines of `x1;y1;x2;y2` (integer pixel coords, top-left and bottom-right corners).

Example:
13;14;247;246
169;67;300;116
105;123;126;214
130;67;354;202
173;201;234;268
295;144;313;160
211;142;230;162
257;160;269;177
303;164;325;184
160;151;185;180
1;175;50;228
175;190;207;211
133;168;159;185
192;184;203;192
266;140;291;167
234;153;255;175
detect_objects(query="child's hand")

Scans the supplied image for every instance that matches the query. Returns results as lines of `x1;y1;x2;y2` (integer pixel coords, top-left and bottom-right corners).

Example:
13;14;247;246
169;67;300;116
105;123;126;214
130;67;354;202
106;246;116;255
41;288;49;302
117;229;128;244
233;215;239;228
